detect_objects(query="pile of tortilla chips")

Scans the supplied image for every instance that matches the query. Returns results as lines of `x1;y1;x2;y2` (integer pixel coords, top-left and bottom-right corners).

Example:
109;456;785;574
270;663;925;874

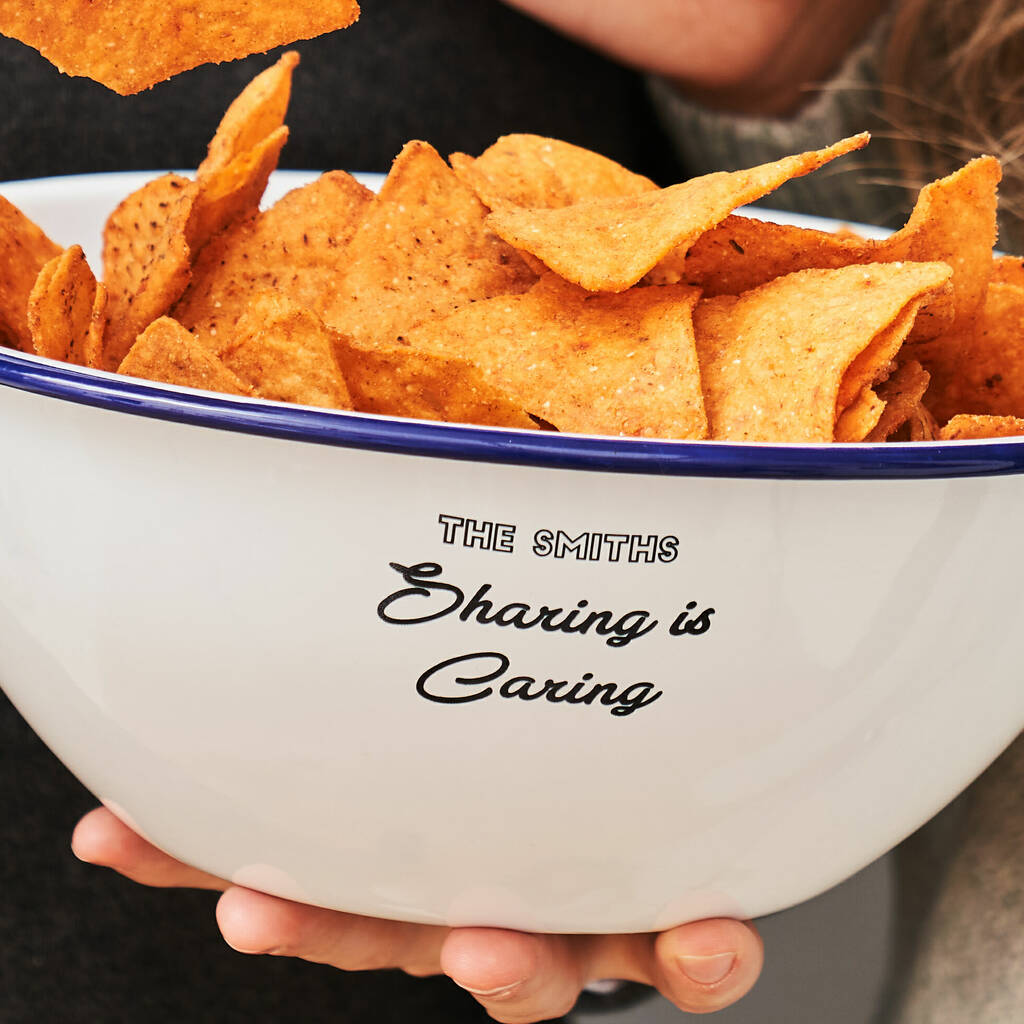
3;53;1024;444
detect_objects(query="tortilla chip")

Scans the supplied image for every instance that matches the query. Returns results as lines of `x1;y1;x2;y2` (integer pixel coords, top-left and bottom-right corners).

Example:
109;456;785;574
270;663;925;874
27;245;102;366
86;283;108;369
118;316;252;395
680;156;1000;341
220;294;353;409
186;125;289;252
0;1;358;95
0;194;63;351
991;254;1024;288
199;52;298;178
396;274;707;439
864;360;931;442
834;386;886;443
938;282;1024;420
485;133;869;293
331;335;536;430
101;173;195;370
908;404;940;441
693;262;951;442
939;414;1024;440
316;141;536;347
174;171;373;352
103;109;288;370
450;134;656;210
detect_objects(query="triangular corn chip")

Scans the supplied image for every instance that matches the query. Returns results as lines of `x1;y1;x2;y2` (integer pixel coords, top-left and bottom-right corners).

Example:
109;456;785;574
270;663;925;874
0;1;358;95
693;262;951;442
331;335;536;430
199;52;299;177
220;294;353;410
939;414;1024;440
103;63;291;369
680;156;1001;341
0;194;62;351
450;134;656;210
991;254;1024;288
864;360;932;442
933;282;1024;421
396;274;707;439
174;171;373;352
317;141;536;347
485;133;869;293
186;126;289;252
101;173;195;370
27;245;105;367
118;316;252;396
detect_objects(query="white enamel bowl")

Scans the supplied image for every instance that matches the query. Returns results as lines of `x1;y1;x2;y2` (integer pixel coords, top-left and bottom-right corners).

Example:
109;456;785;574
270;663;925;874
1;173;1022;934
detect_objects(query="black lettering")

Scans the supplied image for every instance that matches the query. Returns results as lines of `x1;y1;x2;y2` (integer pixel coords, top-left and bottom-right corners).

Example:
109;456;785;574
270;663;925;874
553;532;589;560
611;683;663;716
532;529;554;557
658;536;679;563
605;610;659;647
437;514;463;544
499;674;546;700
417;651;508;704
377;562;464;624
684;608;715;635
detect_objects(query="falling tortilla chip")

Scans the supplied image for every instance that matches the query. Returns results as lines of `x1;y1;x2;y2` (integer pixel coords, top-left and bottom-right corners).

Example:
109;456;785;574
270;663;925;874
0;194;63;351
0;1;359;95
174;171;373;352
118;316;252;395
679;156;1001;342
692;261;951;442
450;134;656;210
199;52;298;177
317;141;536;347
864;360;932;442
27;245;104;367
332;334;536;430
395;274;706;439
485;133;869;293
939;414;1024;440
220;294;353;409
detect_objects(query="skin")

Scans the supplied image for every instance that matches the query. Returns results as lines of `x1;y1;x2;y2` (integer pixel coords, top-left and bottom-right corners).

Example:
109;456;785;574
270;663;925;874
73;807;762;1020
501;0;889;116
70;3;892;1018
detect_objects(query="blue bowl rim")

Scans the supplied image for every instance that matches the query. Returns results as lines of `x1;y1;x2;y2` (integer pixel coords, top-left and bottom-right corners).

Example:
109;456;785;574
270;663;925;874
3;347;1024;480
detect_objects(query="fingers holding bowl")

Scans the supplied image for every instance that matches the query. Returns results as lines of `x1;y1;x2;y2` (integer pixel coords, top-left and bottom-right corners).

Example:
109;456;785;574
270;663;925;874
71;806;228;891
72;808;764;1020
651;918;765;1013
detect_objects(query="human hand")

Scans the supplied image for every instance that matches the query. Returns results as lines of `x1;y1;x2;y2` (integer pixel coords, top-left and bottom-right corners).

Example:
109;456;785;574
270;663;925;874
72;806;763;1020
498;0;887;115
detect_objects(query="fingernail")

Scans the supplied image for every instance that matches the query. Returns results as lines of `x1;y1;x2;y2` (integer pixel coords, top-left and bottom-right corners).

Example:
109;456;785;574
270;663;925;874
454;981;524;1000
227;941;278;956
678;952;736;985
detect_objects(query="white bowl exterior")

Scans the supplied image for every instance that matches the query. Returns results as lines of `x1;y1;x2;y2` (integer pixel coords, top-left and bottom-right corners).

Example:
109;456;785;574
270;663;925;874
2;382;1023;933
2;172;1021;933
